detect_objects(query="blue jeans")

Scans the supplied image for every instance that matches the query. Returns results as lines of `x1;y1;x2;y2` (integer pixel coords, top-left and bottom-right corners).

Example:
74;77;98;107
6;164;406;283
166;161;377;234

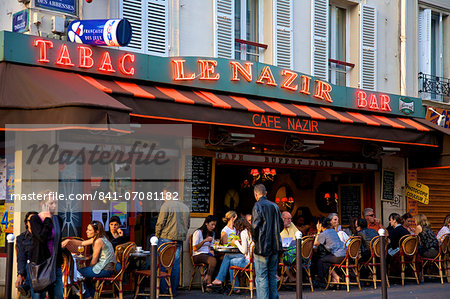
215;253;246;286
30;267;63;299
158;238;182;295
254;254;279;299
78;266;114;299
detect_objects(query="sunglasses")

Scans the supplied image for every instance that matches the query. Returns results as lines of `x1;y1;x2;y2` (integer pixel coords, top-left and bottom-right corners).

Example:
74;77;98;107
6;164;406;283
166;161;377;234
367;214;375;217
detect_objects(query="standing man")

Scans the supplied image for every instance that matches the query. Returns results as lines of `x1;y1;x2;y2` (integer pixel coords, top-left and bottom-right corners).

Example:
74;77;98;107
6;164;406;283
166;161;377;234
363;208;388;236
251;184;283;299
155;188;190;296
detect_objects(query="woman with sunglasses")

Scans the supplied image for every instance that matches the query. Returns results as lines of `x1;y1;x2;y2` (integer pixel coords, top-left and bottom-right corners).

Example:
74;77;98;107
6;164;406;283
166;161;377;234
62;221;116;299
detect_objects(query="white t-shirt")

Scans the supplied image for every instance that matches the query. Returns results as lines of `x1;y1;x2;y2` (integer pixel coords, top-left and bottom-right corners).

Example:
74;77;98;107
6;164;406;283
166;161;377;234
234;229;253;261
192;229;214;256
436;225;450;241
221;226;237;244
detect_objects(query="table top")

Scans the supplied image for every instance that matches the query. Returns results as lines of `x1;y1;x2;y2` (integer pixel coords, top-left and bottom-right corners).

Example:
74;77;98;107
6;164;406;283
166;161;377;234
131;251;151;257
213;246;240;253
72;255;89;261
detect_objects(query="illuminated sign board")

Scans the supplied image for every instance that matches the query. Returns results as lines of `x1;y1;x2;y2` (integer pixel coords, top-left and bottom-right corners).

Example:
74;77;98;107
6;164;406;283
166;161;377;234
0;31;426;118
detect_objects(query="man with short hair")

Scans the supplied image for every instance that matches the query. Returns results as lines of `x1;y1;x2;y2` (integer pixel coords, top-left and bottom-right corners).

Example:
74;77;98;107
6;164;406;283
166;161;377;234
280;211;299;240
363;208;388;235
251;184;283;299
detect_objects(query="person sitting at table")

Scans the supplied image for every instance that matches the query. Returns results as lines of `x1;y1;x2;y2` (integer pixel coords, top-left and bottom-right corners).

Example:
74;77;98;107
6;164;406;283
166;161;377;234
106;216;129;249
328;213;349;244
402;212;416;235
356;218;378;262
212;217;252;290
436;214;450;240
314;217;345;286
414;213;439;259
192;215;218;290
62;221;116;299
386;213;410;275
221;210;237;245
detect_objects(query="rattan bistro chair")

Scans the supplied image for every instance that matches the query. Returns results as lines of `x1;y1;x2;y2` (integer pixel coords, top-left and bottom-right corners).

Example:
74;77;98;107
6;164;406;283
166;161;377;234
398;235;420;286
229;243;255;298
61;249;83;299
359;236;390;289
326;236;362;292
422;234;450;284
278;236;314;292
188;233;207;292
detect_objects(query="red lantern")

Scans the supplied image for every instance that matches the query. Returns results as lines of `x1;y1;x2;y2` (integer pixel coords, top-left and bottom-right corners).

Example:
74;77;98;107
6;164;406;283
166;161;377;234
270;169;277;176
288;197;294;203
275;197;280;203
281;197;287;202
263;168;271;175
250;169;259;176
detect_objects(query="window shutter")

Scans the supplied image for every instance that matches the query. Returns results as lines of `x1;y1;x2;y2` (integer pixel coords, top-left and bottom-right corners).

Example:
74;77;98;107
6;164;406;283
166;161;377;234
215;0;234;58
418;9;431;75
312;0;329;81
121;0;145;52
274;0;292;69
360;4;377;90
147;0;168;56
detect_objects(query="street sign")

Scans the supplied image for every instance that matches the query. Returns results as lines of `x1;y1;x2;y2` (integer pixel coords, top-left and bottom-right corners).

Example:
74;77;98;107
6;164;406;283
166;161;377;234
35;0;77;16
12;10;28;33
405;180;429;204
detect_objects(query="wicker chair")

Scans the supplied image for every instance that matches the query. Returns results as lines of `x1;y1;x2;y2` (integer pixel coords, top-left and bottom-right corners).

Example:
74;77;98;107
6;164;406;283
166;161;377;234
422;234;449;284
398;235;420;285
278;236;314;292
359;236;390;289
188;233;207;292
62;237;89;256
61;248;83;299
229;243;255;298
134;241;178;299
93;241;136;299
326;236;362;292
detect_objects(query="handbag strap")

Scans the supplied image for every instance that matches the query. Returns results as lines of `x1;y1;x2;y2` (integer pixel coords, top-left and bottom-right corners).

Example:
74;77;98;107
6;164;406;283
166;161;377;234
52;215;61;254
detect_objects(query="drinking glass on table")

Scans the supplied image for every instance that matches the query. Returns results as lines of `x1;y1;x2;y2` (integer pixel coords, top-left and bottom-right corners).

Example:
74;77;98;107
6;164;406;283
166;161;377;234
77;245;85;257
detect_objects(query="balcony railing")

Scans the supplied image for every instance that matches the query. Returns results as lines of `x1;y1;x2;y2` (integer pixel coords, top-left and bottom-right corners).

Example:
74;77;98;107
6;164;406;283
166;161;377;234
418;73;450;101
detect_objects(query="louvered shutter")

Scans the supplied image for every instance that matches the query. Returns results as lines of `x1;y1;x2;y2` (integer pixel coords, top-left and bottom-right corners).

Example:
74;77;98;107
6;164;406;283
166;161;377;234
312;0;328;81
418;9;431;75
121;0;145;52
148;0;168;56
360;4;377;90
215;0;234;58
274;0;292;68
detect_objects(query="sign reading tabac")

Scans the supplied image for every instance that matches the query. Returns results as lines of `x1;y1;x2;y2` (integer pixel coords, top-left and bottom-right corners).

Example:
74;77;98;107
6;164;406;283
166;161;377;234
405;180;429;204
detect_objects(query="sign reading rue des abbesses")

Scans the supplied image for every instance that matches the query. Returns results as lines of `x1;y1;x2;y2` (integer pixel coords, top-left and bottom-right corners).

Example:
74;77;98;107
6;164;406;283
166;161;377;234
0;31;425;118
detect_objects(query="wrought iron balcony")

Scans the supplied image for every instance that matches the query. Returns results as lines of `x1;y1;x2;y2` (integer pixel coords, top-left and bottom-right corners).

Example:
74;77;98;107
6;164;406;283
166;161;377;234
418;73;450;99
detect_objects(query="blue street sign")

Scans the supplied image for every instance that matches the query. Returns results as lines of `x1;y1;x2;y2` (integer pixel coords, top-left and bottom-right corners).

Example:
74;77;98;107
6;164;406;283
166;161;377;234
12;10;28;33
35;0;77;16
67;19;132;47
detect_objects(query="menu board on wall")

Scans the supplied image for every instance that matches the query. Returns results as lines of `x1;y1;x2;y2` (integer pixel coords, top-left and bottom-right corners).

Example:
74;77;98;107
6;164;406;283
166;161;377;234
382;170;395;201
339;184;363;226
184;156;213;214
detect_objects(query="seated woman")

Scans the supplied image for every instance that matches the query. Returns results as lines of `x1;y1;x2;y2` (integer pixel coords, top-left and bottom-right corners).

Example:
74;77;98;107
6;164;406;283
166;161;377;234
436;214;450;240
328;213;349;244
414;214;439;258
356;218;378;262
62;221;116;299
221;211;237;245
314;217;346;285
387;213;410;275
192;215;218;289
105;216;129;249
402;213;416;234
212;217;252;288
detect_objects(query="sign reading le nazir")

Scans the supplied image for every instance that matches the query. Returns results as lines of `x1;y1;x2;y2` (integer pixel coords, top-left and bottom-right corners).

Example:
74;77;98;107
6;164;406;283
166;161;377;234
405;180;429;204
0;31;426;118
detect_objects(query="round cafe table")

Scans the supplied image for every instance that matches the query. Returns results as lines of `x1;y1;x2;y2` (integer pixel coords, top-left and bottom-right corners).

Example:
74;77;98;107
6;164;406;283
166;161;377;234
213;246;240;254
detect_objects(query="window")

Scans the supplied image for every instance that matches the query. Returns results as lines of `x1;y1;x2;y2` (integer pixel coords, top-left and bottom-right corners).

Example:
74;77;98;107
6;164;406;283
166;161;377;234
235;0;260;61
121;0;168;56
329;5;347;86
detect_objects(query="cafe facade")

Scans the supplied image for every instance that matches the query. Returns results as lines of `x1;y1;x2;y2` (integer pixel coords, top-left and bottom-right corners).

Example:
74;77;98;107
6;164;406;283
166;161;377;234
0;31;444;285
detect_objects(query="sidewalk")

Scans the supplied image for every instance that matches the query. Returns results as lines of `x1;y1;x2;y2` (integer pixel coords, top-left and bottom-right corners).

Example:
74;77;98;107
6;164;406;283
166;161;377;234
164;281;450;299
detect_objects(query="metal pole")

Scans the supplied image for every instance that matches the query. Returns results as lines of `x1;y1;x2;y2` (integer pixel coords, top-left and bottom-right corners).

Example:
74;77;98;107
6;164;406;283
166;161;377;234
295;231;303;299
378;229;388;299
5;234;15;299
150;236;159;299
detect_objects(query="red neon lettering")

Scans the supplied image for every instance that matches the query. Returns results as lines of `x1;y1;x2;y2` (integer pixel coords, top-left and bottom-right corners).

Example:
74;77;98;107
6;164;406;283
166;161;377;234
300;75;311;95
172;60;195;81
368;94;379;110
380;95;392;111
356;91;367;108
256;66;277;86
118;53;135;76
98;52;116;73
78;46;94;69
252;114;261;126
230;61;253;82
313;80;333;103
280;70;298;91
33;39;54;63
55;44;75;66
198;59;220;80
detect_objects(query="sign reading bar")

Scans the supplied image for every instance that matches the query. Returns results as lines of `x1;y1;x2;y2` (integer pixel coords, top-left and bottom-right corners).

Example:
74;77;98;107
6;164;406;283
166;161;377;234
35;0;77;16
405;180;429;204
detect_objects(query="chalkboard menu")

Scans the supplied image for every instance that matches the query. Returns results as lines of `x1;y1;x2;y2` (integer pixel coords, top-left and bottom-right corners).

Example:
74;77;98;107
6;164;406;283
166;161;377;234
339;184;362;226
382;170;395;201
184;156;213;214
